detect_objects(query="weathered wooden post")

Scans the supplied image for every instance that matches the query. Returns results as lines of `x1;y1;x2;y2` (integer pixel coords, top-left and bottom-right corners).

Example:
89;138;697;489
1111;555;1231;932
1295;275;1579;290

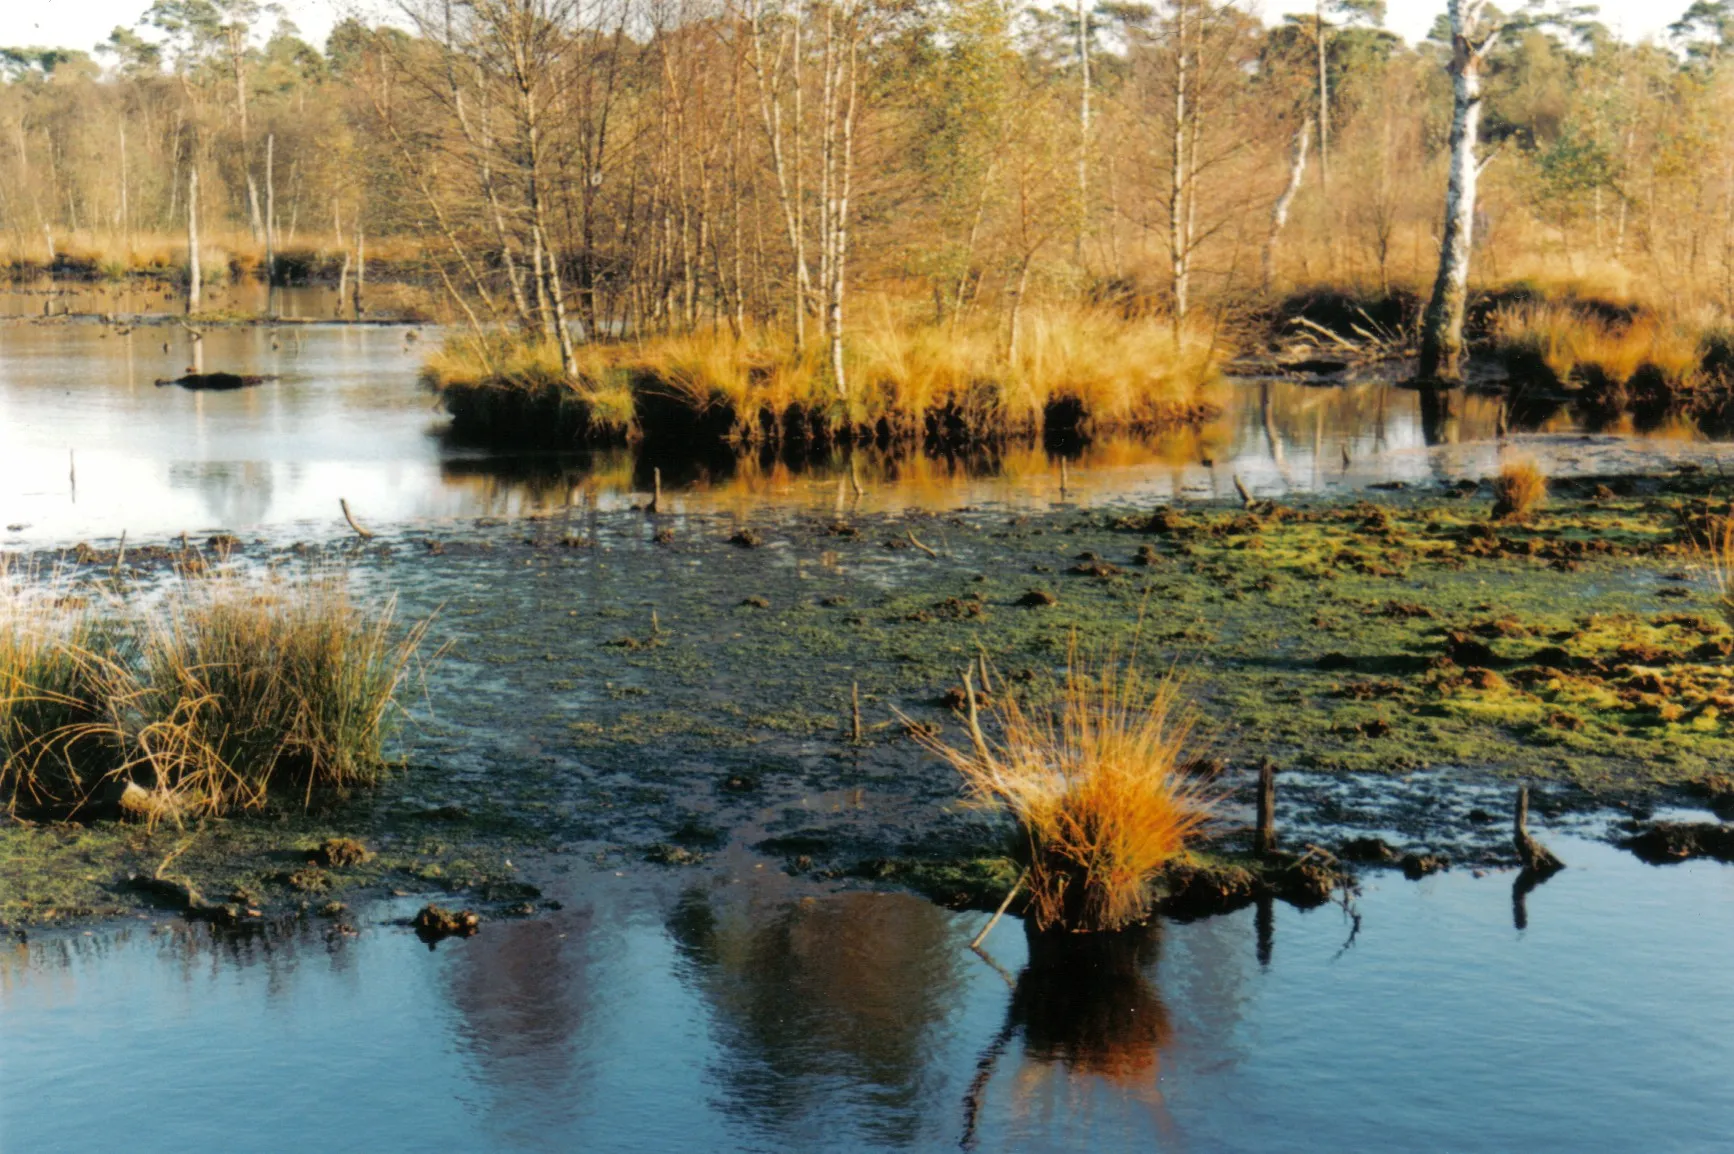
1255;760;1277;855
1514;783;1563;874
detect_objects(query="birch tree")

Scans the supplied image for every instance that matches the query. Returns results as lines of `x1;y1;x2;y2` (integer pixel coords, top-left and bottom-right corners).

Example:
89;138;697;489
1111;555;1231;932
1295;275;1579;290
1418;0;1499;382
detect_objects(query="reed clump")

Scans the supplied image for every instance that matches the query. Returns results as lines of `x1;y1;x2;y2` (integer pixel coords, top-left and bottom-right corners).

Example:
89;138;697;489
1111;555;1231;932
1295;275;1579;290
915;653;1215;934
0;604;127;813
0;230;428;283
1491;459;1548;521
422;334;637;446
0;575;424;822
1488;301;1703;400
422;300;1224;450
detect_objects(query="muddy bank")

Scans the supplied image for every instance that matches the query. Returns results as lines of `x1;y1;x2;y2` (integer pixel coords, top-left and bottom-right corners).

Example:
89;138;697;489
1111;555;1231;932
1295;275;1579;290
6;470;1734;927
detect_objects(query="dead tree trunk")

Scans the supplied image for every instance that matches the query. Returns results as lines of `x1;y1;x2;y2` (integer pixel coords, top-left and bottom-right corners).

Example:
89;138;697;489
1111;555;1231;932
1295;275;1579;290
1255;760;1277;854
1514;784;1564;874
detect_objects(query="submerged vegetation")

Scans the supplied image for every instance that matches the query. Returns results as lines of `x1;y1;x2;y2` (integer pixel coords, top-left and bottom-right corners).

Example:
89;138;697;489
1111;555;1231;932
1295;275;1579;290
915;652;1215;933
0;574;424;822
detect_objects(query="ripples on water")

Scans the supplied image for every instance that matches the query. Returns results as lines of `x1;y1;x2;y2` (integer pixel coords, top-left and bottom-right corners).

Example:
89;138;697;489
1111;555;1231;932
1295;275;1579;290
3;321;1731;548
2;838;1732;1152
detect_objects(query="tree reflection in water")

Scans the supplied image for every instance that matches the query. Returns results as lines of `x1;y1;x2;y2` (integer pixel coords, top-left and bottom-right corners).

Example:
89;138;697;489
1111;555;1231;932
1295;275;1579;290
666;887;963;1148
442;907;593;1131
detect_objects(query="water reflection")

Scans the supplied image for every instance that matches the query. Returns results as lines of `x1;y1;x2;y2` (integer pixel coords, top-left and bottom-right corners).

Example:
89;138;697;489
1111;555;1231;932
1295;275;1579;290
444;909;594;1135
963;926;1172;1148
667;887;962;1147
0;279;355;321
7;318;1734;548
6;841;1734;1151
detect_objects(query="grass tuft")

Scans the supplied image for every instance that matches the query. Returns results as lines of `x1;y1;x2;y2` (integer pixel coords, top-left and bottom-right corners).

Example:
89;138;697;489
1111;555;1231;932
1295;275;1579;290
1492;459;1547;522
914;650;1215;933
0;574;425;822
129;578;427;817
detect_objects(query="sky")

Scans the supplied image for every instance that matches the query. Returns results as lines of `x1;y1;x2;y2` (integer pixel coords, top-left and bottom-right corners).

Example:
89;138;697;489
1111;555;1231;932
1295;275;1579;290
0;0;348;54
0;0;1692;57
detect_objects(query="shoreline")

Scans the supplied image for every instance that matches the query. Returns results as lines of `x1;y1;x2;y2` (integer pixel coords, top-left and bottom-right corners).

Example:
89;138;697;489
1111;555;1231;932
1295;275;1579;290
7;473;1734;930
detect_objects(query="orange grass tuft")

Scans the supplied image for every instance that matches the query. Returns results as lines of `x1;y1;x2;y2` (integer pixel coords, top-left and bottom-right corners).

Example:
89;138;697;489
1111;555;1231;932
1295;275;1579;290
915;651;1215;933
1491;458;1547;521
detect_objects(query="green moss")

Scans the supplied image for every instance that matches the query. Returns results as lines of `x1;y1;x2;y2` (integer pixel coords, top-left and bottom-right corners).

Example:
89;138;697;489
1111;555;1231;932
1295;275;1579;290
14;477;1734;925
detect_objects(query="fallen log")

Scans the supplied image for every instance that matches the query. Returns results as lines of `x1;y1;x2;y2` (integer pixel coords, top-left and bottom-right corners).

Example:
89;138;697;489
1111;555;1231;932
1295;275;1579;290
154;372;277;391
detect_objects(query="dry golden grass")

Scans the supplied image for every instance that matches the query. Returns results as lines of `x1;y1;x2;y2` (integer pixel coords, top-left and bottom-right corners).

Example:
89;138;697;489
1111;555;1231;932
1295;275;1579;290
913;650;1215;933
424;298;1223;444
0;574;425;822
0;596;127;813
1489;301;1704;391
1492;458;1548;522
129;577;427;818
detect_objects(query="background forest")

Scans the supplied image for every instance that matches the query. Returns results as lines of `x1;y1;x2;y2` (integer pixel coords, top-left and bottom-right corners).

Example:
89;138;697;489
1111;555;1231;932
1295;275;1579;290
6;0;1734;386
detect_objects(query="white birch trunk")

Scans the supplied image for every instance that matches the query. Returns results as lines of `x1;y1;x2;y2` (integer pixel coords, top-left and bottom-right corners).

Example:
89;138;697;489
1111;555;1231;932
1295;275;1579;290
1419;0;1494;381
187;168;201;314
1076;0;1091;262
1168;0;1190;335
1264;120;1312;290
1315;0;1329;191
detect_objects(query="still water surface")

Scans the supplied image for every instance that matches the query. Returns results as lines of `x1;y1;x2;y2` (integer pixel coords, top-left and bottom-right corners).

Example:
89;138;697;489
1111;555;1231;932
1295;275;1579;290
3;837;1731;1153
5;320;1734;1150
4;322;1732;548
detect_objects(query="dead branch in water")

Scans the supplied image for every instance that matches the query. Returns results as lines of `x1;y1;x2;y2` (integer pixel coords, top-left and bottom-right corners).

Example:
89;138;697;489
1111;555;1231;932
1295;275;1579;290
968;869;1028;950
340;498;373;540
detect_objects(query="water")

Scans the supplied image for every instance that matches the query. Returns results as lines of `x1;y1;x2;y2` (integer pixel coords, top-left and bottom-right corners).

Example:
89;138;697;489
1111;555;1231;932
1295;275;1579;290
4;322;1733;549
5;318;1734;1150
3;837;1731;1153
0;280;353;321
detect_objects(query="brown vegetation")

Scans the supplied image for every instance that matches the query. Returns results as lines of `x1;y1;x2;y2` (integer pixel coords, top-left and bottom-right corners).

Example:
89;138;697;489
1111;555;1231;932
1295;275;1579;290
1492;459;1547;522
0;574;424;822
914;652;1215;933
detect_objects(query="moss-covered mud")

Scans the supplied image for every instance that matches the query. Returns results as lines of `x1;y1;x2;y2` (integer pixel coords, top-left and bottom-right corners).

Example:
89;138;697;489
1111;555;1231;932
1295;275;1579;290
7;466;1734;927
